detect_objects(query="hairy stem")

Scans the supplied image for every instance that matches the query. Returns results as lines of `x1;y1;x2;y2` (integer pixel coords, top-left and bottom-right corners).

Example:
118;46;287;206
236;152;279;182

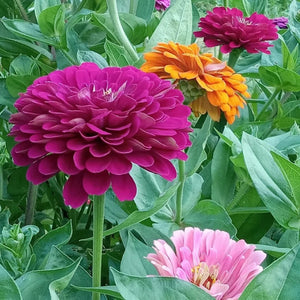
175;160;185;225
25;183;38;225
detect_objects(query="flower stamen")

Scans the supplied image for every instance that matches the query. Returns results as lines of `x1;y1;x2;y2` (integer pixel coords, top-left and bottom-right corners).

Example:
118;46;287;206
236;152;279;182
191;262;219;290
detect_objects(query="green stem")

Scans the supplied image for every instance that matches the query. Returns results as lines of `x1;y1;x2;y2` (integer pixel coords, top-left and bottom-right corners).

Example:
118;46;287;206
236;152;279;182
256;88;280;121
129;0;135;14
25;183;39;225
107;0;139;62
227;48;243;68
92;194;105;300
175;160;185;225
223;0;229;7
61;49;78;65
0;165;3;200
227;183;249;212
14;0;30;21
229;207;269;215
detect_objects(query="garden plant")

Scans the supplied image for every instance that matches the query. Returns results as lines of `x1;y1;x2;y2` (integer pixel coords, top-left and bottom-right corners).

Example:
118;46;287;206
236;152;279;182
0;0;299;299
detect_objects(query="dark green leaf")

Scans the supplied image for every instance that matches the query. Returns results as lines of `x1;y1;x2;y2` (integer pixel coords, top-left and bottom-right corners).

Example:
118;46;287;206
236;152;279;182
242;0;267;14
240;243;300;299
33;221;72;268
0;264;22;300
242;133;300;229
183;200;237;236
77;50;108;67
136;0;155;22
104;40;134;66
34;0;61;22
112;269;215;300
259;65;300;92
6;74;37;98
145;0;193;51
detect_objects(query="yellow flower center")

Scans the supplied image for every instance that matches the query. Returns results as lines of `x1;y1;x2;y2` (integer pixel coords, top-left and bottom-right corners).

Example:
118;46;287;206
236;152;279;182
191;262;219;290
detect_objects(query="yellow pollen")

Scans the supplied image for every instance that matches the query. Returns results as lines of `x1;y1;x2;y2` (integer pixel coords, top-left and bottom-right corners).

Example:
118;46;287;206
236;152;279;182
103;88;112;96
191;262;219;290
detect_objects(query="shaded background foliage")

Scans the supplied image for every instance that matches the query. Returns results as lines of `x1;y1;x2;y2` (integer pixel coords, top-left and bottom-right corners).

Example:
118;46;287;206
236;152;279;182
0;0;299;299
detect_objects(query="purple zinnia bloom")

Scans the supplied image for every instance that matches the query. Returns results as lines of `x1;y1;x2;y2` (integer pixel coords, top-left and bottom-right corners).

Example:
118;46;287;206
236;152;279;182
9;63;192;208
194;7;278;54
155;0;170;11
272;17;288;29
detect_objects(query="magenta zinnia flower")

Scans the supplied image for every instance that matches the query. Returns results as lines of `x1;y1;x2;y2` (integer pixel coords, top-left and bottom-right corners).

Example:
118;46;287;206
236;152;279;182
147;227;266;300
155;0;170;11
9;63;192;208
194;7;278;54
272;17;288;29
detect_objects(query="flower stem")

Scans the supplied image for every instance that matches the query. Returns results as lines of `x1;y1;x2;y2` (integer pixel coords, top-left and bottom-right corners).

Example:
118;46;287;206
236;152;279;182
256;88;280;121
175;160;185;225
227;48;243;68
107;0;139;62
14;0;30;21
92;194;105;300
25;183;38;225
223;0;229;7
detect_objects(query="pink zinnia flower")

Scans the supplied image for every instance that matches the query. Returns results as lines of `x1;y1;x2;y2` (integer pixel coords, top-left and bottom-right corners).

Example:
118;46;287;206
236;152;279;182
147;227;266;300
9;63;191;208
155;0;170;11
194;7;278;54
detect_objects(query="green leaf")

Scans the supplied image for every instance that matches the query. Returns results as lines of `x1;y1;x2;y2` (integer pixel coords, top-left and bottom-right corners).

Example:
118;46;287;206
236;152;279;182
72;285;122;299
240;243;300;299
9;55;39;76
43;246;91;300
185;117;212;176
34;0;61;22
0;264;22;300
103;183;179;237
112;269;215;300
0;208;11;232
38;5;66;48
289;0;300;42
33;221;72;268
104;39;134;66
76;50;108;67
183;200;237;236
1;19;60;47
242;0;267;15
272;152;300;208
145;0;193;51
258;65;300;92
16;259;81;300
120;232;156;276
136;0;155;22
242;133;300;229
211;138;236;208
6;74;37;98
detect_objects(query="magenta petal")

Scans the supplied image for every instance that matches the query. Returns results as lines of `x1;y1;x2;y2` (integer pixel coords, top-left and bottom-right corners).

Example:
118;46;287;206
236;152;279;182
57;154;80;175
27;161;54;184
82;171;110;195
111;173;137;201
38;155;59;175
107;156;132;175
85;156;110;173
63;174;88;208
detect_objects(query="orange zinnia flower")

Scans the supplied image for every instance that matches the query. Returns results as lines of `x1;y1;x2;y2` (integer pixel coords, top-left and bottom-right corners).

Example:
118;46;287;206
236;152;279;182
141;42;250;124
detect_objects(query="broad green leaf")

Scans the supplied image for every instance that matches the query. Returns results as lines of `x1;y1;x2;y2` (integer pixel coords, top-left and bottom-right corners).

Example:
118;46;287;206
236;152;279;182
146;0;193;51
136;0;155;22
34;0;61;22
242;133;300;229
72;285;122;299
103;183;179;237
1;19;60;47
289;0;300;42
272;152;300;207
255;244;289;258
120;232;156;276
240;243;300;299
9;55;39;76
6;74;37;98
0;79;16;108
16;259;80;300
0;264;22;300
259;65;300;92
104;40;134;66
183;200;237;236
43;246;92;299
185;117;212;176
211;138;236;208
242;0;267;14
33;221;72;268
77;50;108;67
112;269;214;300
38;5;66;48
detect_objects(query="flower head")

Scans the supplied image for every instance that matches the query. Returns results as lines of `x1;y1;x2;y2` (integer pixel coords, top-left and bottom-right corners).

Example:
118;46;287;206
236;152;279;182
9;63;191;208
155;0;170;11
272;17;288;29
147;227;266;300
141;42;249;124
194;7;278;54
